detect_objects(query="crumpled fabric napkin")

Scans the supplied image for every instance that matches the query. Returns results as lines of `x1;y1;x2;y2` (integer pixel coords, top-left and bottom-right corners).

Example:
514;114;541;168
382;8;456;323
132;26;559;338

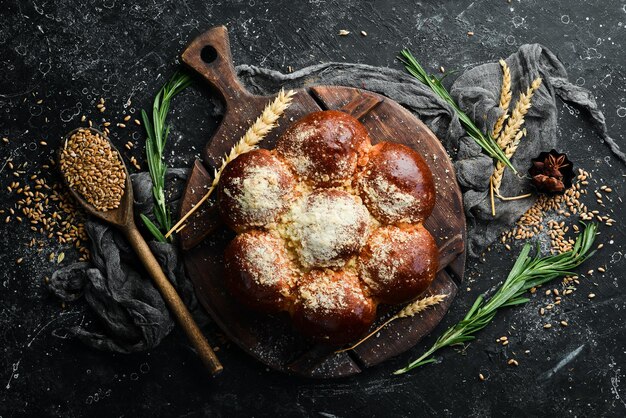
49;169;208;353
236;43;624;256
49;44;622;353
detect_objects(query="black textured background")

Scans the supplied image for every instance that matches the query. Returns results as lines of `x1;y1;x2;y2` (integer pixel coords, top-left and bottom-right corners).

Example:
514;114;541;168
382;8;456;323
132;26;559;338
1;1;625;417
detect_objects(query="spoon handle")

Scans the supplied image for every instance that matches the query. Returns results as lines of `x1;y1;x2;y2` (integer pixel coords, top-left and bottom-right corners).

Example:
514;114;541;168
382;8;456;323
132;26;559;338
123;224;223;376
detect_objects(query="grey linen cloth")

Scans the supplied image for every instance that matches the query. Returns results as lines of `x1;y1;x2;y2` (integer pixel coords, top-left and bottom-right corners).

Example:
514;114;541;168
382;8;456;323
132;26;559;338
50;44;622;353
237;43;624;255
49;169;208;353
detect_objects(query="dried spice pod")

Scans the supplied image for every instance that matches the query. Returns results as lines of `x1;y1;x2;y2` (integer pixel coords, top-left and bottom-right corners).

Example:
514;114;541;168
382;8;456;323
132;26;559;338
529;149;574;194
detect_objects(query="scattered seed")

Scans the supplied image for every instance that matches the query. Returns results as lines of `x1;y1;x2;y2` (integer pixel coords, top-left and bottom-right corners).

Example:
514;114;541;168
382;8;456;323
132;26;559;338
467;31;474;36
338;29;350;36
360;30;367;36
560;321;568;327
124;115;131;121
543;323;552;329
588;293;596;299
507;359;519;366
479;373;485;381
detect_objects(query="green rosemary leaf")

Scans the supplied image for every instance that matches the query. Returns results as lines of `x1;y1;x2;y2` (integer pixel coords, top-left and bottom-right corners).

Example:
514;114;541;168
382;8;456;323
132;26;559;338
499;297;531;308
394;223;598;375
463;295;484;321
398;49;517;173
140;214;167;243
141;71;192;241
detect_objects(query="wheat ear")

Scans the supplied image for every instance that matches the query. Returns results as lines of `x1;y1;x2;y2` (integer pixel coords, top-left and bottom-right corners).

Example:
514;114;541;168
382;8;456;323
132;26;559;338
335;294;448;354
164;89;296;238
490;126;532;204
492;59;512;141
394;294;448;319
492;128;526;194
496;77;542;150
489;77;542;212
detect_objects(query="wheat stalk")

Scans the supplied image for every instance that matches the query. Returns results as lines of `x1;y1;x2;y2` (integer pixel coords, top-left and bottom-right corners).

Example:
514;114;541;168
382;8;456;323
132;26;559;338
335;294;448;353
492;59;512;141
492;128;526;194
490;128;532;205
395;294;448;319
496;77;542;150
489;77;542;215
164;89;296;238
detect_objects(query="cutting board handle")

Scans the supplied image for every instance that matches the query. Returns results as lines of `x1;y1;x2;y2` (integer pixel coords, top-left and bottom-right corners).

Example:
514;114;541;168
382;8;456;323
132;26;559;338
181;26;252;105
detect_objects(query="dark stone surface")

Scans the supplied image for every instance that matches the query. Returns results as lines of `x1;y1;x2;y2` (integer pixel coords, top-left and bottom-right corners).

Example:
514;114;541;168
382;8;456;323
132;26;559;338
1;0;625;416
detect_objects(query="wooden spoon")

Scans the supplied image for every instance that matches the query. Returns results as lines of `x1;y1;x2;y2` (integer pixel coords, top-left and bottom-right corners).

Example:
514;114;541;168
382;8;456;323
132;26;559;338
59;127;223;376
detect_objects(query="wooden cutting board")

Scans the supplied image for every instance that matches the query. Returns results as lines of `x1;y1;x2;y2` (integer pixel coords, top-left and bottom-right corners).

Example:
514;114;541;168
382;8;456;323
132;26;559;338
178;26;466;378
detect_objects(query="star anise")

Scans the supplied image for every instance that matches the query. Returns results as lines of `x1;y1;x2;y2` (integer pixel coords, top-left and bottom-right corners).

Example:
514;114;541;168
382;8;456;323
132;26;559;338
529;150;574;194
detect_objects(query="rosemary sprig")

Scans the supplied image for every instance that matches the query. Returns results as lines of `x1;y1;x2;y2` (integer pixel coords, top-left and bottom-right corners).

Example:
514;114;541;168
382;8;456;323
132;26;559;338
394;223;598;374
141;71;192;242
398;49;517;174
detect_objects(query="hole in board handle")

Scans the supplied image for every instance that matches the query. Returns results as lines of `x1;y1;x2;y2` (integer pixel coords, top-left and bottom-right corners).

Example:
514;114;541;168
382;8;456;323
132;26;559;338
201;45;218;64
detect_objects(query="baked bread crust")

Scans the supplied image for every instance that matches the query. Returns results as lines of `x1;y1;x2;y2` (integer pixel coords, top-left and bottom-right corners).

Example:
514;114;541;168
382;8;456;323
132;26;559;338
224;230;297;313
358;224;438;305
293;269;376;344
219;110;438;345
275;110;370;187
218;149;296;232
358;142;435;224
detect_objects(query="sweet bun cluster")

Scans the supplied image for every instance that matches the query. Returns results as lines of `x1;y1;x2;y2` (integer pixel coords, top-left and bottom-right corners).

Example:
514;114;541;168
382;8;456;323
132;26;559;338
219;110;438;345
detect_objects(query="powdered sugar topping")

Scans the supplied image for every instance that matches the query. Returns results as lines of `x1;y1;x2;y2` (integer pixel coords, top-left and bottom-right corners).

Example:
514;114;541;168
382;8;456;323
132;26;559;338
360;173;421;223
282;190;370;268
223;163;292;225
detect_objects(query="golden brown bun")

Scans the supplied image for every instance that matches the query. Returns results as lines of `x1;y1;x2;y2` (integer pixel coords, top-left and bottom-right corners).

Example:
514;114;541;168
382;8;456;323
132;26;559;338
218;110;440;345
359;224;438;305
292;269;376;345
288;189;370;268
224;230;297;313
218;149;295;232
358;142;435;224
275;110;371;187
